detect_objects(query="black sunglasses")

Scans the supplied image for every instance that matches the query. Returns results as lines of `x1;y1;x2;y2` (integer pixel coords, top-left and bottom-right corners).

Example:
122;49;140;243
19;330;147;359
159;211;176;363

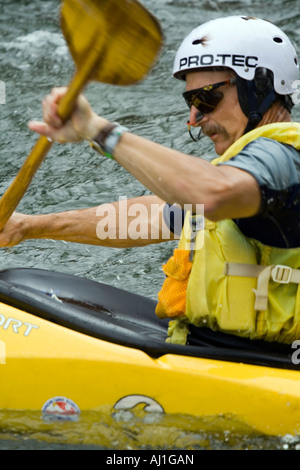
183;77;236;114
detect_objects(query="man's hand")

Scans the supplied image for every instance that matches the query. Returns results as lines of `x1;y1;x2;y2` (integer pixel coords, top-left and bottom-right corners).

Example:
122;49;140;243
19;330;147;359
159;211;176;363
28;87;108;143
0;213;28;247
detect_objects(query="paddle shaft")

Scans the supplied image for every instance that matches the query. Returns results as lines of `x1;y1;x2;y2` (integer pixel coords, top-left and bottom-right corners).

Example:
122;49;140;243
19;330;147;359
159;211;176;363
0;31;102;232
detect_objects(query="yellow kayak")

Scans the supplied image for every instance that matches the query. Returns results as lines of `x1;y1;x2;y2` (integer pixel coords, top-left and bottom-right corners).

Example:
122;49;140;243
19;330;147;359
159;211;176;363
0;267;299;438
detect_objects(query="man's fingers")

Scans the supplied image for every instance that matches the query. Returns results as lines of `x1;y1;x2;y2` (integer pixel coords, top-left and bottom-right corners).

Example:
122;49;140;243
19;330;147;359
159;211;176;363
27;121;67;143
28;121;51;135
28;87;92;143
42;95;63;129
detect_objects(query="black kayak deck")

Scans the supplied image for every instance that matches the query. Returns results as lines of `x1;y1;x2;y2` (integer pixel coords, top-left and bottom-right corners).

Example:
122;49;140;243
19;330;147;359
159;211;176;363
0;267;297;370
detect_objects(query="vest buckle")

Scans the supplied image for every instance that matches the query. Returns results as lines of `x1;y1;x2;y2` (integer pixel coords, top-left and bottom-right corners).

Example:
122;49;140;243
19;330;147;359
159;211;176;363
271;265;292;284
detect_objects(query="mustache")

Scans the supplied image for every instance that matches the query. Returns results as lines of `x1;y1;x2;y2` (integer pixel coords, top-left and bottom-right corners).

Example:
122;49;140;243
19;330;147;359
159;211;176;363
201;124;226;137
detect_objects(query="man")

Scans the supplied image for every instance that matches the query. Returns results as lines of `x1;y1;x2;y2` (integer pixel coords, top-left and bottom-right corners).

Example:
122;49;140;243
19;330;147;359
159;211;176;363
1;16;300;345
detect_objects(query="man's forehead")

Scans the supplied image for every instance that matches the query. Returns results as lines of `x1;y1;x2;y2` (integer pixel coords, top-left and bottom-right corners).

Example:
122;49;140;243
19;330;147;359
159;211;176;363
185;68;232;86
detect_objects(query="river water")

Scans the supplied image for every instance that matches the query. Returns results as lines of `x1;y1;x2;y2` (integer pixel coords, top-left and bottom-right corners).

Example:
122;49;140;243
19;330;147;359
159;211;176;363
0;0;300;451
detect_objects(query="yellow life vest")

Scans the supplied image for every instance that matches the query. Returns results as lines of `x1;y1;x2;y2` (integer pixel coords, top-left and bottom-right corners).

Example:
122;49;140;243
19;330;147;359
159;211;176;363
156;122;300;345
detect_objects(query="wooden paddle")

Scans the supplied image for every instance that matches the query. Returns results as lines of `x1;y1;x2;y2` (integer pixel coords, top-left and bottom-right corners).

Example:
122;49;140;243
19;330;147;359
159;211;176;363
0;0;162;231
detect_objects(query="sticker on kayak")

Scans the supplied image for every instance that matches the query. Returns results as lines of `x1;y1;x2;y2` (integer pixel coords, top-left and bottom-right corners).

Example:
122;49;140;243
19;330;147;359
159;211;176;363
42;396;80;422
112;395;164;423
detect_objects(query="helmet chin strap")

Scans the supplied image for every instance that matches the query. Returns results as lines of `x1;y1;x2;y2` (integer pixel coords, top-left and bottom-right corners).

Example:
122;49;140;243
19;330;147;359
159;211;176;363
236;69;278;135
243;81;278;135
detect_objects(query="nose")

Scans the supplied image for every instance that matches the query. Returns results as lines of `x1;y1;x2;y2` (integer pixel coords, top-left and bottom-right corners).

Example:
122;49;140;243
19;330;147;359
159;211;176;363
189;106;205;126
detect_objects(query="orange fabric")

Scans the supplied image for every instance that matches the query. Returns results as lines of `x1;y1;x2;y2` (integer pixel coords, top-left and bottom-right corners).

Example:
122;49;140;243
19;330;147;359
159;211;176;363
155;249;192;319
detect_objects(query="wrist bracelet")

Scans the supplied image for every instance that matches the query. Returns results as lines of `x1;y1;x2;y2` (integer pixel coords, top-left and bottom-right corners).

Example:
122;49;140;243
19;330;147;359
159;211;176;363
90;122;128;159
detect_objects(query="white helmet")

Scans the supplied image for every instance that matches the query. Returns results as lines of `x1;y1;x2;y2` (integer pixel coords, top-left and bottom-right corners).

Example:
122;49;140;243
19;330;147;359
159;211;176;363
173;16;299;133
173;16;298;95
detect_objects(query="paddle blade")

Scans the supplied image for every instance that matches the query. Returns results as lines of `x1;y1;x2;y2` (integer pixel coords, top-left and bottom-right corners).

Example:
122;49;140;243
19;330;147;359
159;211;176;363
61;0;163;86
